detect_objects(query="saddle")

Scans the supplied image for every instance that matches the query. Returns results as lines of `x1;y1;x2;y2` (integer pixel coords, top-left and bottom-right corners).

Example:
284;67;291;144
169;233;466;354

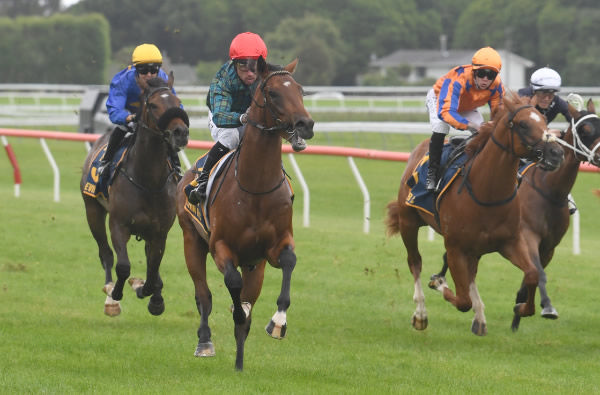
81;136;133;200
405;138;471;216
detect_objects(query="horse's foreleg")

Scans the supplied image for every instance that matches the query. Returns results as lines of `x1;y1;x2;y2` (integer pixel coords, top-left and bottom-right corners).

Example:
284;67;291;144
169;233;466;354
131;238;166;316
223;260;248;371
266;246;295;339
502;240;538;332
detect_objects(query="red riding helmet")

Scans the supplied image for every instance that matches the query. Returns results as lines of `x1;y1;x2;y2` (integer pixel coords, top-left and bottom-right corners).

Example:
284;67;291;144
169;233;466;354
229;32;268;60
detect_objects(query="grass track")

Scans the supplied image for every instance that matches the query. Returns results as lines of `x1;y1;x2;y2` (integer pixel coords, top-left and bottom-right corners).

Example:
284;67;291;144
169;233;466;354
1;136;600;393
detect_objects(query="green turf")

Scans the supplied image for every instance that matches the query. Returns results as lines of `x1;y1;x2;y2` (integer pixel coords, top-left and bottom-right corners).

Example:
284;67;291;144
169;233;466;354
1;134;599;393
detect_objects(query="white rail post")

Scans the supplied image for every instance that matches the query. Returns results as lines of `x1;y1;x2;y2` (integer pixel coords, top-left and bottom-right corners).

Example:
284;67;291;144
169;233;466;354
40;138;60;202
347;156;370;234
287;154;310;227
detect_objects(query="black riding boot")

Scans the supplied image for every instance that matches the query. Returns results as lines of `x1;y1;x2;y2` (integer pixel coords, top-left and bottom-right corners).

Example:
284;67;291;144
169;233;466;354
98;125;127;177
188;142;229;204
425;132;445;192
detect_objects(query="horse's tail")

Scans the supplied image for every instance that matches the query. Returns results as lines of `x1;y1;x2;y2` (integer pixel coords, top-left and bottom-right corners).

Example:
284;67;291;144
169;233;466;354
385;200;402;237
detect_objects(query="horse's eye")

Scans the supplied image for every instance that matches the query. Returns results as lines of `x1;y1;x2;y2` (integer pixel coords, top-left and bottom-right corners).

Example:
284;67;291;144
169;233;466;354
518;121;529;133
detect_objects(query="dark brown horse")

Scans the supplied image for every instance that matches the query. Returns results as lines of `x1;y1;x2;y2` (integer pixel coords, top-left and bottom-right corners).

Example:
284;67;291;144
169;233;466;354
176;57;314;371
80;73;189;316
386;91;564;335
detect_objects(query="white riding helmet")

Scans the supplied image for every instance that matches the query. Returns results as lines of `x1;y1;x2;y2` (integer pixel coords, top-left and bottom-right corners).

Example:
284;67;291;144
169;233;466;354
530;67;561;92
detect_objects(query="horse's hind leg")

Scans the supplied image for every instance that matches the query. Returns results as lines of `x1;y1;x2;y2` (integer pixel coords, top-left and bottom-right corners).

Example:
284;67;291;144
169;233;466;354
400;216;429;330
182;227;214;357
538;249;558;319
266;246;295;339
83;197;119;316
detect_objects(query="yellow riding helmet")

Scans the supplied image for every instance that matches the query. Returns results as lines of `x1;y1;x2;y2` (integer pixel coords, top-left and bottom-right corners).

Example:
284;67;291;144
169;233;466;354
472;47;502;72
131;44;163;65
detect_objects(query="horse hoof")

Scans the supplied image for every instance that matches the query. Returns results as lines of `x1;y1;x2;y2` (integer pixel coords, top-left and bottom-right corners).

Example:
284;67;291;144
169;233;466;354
148;300;165;316
128;277;145;290
541;306;558;319
194;342;215;357
471;320;487;336
411;313;428;330
104;302;121;317
428;275;444;290
265;320;287;339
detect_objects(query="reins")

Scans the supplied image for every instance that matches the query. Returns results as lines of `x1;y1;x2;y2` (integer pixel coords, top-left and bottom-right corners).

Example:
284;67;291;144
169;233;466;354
231;69;296;196
118;83;188;192
553;113;600;162
458;105;544;207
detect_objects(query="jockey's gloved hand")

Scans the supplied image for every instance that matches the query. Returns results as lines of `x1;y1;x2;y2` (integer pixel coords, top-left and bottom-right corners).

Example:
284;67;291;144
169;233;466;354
240;107;250;125
467;122;479;133
127;114;137;131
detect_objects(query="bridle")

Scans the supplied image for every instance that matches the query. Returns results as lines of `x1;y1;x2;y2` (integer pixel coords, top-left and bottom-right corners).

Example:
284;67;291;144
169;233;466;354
118;84;189;193
246;70;300;145
458;105;556;207
137;85;189;149
490;105;556;162
228;69;300;196
554;113;600;163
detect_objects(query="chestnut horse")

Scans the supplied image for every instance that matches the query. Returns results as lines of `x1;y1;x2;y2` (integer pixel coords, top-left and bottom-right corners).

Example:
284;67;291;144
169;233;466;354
176;57;314;371
386;91;564;335
430;99;600;330
80;73;189;316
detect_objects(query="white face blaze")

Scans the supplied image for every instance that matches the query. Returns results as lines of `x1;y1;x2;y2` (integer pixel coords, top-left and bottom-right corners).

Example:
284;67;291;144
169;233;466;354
529;111;542;123
283;81;291;87
160;93;170;98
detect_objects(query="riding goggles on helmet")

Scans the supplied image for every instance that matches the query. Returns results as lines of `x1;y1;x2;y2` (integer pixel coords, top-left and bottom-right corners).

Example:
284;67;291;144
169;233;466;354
235;58;258;72
474;68;498;80
136;63;161;75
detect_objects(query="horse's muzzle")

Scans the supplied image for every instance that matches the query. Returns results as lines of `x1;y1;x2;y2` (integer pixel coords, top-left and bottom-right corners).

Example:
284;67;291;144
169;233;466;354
295;116;314;141
538;142;564;171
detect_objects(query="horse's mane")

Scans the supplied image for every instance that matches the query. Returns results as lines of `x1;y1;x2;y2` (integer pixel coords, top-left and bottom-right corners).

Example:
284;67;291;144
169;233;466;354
464;90;525;157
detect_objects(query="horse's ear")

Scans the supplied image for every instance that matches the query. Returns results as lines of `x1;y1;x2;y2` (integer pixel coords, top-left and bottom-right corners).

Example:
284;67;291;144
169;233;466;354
567;103;580;120
587;98;596;113
285;58;299;74
168;71;174;89
257;56;268;76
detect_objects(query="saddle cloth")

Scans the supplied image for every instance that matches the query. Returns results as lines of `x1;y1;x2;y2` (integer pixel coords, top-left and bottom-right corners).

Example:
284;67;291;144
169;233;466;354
405;142;469;216
81;143;129;200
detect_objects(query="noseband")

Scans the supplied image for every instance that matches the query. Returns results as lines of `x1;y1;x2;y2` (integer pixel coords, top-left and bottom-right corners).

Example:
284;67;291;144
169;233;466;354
246;70;300;144
490;104;555;161
553;113;600;163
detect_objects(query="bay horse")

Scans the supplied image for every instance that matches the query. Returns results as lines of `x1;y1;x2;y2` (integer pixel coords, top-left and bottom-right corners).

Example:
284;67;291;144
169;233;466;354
176;57;314;371
385;91;564;335
80;72;189;316
511;98;600;326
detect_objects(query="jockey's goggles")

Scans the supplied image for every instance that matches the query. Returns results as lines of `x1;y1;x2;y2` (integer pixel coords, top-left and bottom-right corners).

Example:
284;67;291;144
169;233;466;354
474;68;498;80
136;63;161;75
235;58;257;73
